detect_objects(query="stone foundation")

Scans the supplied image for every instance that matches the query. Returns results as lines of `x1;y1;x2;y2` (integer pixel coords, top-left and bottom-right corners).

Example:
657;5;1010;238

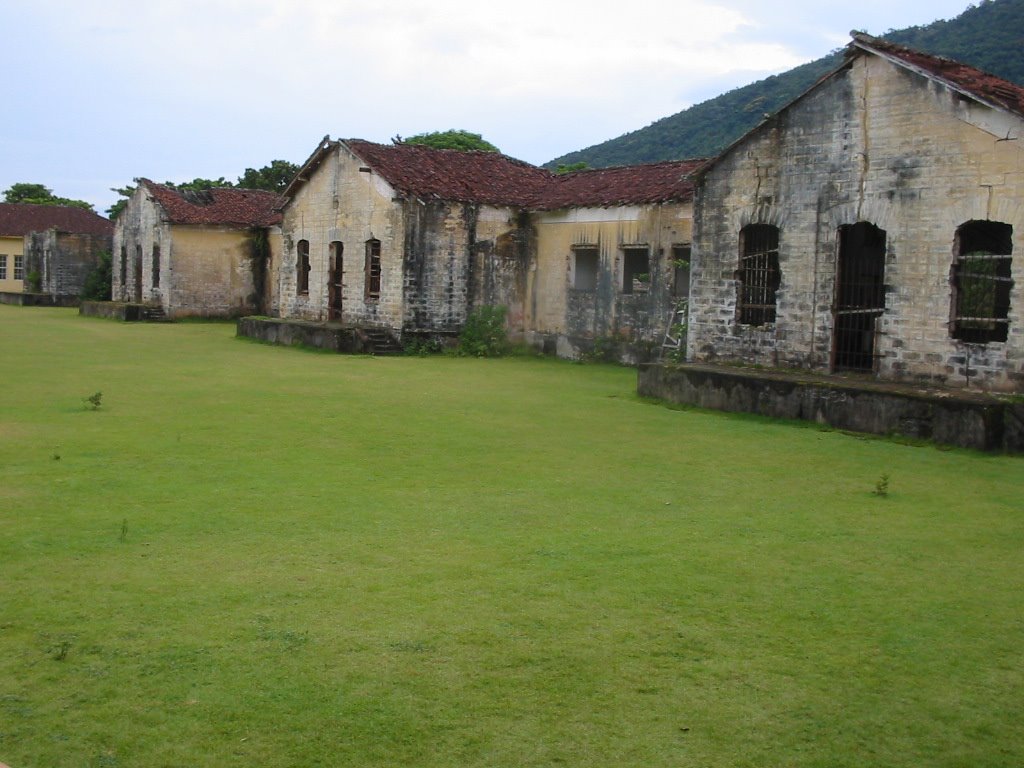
0;291;79;307
638;362;1024;452
237;316;376;354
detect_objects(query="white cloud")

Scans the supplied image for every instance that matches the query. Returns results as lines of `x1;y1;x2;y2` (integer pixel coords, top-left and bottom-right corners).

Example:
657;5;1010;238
0;0;975;210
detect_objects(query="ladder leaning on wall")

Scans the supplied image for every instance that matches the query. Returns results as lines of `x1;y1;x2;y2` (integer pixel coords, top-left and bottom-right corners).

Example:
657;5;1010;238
659;300;688;361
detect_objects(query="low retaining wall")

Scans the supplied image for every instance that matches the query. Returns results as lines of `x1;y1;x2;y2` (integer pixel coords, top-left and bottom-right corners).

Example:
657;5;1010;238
0;291;79;307
79;301;147;320
638;363;1024;452
237;317;365;353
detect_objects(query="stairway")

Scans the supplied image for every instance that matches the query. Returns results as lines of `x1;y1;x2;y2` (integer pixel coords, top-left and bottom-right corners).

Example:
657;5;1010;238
360;327;403;355
141;304;168;322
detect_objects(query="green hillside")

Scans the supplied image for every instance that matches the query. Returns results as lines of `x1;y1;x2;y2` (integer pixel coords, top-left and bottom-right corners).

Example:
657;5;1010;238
546;0;1024;169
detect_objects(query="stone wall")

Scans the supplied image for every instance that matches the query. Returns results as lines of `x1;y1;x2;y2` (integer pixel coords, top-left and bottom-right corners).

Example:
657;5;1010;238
690;52;1024;392
639;362;1024;452
276;145;405;327
79;301;147;320
236;316;365;353
24;230;110;299
1;292;78;307
527;203;692;361
115;188;261;318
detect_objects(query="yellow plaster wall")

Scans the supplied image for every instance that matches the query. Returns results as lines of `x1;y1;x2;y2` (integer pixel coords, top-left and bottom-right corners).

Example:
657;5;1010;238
166;226;259;317
528;203;692;340
0;235;24;293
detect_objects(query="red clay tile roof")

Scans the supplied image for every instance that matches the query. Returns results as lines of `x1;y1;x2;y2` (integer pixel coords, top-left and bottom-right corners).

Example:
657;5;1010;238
140;180;283;227
852;33;1024;119
337;140;699;209
533;159;704;210
343;140;551;207
0;203;113;238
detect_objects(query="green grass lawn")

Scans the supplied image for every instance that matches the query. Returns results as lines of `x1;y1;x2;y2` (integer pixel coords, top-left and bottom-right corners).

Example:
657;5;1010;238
1;306;1022;767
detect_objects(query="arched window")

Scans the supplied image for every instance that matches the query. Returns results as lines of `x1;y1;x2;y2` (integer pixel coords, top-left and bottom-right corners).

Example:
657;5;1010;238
296;239;310;295
737;224;780;325
952;221;1013;343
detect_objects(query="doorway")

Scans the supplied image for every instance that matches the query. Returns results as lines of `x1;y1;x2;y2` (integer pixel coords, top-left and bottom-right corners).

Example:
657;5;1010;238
833;222;887;372
328;241;344;321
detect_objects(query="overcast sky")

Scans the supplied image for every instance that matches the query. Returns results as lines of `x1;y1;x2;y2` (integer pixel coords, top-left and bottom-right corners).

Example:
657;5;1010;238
3;0;976;214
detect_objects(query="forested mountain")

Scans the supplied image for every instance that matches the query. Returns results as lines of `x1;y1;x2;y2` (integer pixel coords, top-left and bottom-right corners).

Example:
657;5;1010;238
545;0;1024;169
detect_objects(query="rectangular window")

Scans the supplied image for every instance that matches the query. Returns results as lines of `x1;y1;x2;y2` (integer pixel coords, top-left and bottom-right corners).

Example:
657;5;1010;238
152;244;161;288
737;224;780;326
120;246;127;289
13;255;24;281
0;255;7;280
572;246;598;291
952;220;1012;344
622;247;650;294
365;239;381;299
672;245;691;298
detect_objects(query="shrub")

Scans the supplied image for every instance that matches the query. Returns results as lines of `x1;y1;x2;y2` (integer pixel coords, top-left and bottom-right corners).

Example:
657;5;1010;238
458;306;508;357
81;251;112;301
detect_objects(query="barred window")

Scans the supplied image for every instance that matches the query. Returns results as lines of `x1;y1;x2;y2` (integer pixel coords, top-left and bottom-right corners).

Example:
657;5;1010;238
365;239;381;299
0;255;7;280
952;221;1012;344
737;224;780;325
14;255;24;281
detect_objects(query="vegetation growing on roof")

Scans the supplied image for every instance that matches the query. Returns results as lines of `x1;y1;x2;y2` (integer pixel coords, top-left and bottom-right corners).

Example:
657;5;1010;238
402;129;501;153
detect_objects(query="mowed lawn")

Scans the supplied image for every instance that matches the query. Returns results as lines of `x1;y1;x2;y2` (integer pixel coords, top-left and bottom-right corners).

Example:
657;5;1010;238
1;307;1022;768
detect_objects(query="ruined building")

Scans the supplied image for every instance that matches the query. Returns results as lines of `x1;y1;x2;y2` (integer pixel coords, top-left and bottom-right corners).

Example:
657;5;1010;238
0;203;112;301
688;34;1024;392
272;138;699;359
113;181;282;318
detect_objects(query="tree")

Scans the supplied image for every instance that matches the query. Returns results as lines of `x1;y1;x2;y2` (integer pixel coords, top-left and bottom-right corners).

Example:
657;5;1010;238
80;250;112;301
3;182;95;213
403;130;500;153
238;160;299;193
106;185;136;220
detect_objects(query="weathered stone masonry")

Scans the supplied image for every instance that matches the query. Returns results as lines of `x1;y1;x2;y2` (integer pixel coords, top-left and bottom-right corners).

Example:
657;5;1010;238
689;35;1024;392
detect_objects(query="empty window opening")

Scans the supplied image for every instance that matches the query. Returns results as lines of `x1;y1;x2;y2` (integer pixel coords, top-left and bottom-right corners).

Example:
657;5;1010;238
365;239;381;299
672;245;692;298
134;245;142;301
151;244;160;288
737;225;780;325
622;247;650;293
572;247;598;291
329;241;344;320
952;220;1012;344
119;246;127;289
833;222;887;372
296;239;310;295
